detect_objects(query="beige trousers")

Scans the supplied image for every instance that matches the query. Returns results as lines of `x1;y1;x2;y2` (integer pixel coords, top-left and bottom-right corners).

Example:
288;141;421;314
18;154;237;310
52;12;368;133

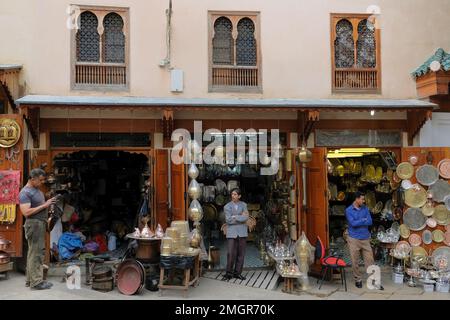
347;236;374;282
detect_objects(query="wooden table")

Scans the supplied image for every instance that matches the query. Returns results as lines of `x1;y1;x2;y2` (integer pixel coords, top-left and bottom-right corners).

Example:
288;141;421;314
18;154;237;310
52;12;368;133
0;262;13;280
158;252;201;297
380;242;395;266
275;265;303;293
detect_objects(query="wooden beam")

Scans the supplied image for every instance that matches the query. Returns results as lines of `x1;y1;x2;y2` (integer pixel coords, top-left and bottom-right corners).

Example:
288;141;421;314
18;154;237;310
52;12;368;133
406;110;432;145
298;110;319;144
162;109;174;139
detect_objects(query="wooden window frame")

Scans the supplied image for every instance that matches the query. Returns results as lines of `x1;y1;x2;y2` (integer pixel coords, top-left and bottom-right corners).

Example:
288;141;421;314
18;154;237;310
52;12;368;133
71;5;130;91
208;11;262;93
330;13;381;94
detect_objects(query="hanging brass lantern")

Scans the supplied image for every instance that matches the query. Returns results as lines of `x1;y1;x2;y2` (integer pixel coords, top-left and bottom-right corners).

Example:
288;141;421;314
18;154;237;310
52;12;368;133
189;227;202;248
188;179;202;200
298;146;312;163
188;163;199;179
188;199;203;223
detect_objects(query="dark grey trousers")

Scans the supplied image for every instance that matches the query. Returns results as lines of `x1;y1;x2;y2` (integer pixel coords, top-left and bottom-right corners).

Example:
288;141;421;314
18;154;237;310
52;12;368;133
226;237;247;275
24;219;46;287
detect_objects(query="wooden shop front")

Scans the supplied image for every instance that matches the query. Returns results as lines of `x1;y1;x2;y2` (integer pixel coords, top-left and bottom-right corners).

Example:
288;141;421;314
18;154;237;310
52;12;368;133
11;96;437;267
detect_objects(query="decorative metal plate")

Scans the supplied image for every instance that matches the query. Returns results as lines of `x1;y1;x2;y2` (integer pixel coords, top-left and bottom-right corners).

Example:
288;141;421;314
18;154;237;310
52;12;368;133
411;246;428;266
445;195;450;211
431;247;450;269
399;224;410;239
403;207;427;231
395;240;411;255
428;180;450;203
426;217;437;228
432;229;445;243
409;233;422;247
397;162;414;180
422;202;435;217
416;164;439;186
422;230;433;245
437;159;450;179
404;185;427;208
433;205;450;225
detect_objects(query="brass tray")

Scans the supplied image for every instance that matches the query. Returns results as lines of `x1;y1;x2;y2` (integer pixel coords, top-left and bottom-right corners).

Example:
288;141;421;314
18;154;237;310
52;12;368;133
397;162;414;180
404;185;427;208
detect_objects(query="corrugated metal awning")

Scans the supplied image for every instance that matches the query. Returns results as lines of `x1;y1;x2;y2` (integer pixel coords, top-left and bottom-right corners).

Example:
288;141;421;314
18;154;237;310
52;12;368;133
16;94;437;111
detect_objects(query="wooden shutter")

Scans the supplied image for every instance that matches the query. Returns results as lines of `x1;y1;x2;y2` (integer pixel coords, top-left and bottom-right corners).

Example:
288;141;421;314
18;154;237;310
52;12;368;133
305;148;329;248
170;159;186;223
154;149;169;229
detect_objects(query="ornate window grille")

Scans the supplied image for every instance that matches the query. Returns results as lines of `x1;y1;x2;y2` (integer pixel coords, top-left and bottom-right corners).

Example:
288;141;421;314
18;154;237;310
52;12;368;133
210;13;260;91
103;13;125;63
236;18;256;66
76;11;100;62
331;14;380;93
213;17;233;65
74;8;128;88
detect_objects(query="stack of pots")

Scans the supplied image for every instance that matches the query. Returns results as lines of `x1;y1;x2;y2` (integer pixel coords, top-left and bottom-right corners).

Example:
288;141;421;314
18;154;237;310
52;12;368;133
91;266;114;292
0;237;11;265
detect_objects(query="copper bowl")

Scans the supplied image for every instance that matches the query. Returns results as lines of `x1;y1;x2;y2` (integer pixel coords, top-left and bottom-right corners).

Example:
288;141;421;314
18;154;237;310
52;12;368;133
116;259;145;295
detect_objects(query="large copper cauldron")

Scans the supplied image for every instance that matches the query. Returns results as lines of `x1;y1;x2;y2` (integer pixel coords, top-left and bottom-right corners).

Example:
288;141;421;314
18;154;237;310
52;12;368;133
135;239;161;263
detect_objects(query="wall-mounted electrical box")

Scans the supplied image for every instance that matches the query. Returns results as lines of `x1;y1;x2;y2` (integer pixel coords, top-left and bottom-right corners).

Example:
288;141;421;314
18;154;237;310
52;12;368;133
170;69;184;92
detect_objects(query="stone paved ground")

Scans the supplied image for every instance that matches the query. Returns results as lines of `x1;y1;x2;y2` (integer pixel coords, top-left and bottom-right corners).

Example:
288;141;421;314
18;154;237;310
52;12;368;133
0;268;449;300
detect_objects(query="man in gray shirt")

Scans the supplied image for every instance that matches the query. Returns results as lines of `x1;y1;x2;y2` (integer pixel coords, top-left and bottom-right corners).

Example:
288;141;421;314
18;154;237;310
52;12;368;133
19;168;57;290
223;188;249;281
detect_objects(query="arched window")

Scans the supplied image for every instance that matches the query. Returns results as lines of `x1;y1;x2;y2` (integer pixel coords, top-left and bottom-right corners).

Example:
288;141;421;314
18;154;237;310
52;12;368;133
334;19;354;68
103;13;125;63
356;19;376;68
76;11;100;62
212;17;233;65
236;18;256;66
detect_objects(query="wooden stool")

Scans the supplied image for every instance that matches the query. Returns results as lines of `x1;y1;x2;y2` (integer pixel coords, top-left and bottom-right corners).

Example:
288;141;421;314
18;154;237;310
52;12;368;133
282;277;296;293
158;253;201;297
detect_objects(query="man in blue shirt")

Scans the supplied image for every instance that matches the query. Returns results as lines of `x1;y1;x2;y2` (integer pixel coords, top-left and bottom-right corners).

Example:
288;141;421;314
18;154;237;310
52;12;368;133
345;191;375;288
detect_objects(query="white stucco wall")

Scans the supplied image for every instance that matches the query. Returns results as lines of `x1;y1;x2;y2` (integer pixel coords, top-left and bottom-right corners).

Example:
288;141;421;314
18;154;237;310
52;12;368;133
417;113;450;147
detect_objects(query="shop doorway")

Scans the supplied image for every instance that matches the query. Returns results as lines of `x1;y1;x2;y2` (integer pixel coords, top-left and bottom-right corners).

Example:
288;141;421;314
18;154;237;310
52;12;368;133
326;148;399;265
48;151;150;262
194;155;297;271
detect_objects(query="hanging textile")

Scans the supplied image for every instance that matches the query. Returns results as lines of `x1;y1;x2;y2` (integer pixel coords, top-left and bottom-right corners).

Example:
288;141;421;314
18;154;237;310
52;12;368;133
0;170;21;204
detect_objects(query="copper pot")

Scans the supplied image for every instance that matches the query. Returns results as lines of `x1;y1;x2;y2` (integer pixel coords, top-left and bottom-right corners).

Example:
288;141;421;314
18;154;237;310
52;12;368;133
0;238;11;251
0;251;10;264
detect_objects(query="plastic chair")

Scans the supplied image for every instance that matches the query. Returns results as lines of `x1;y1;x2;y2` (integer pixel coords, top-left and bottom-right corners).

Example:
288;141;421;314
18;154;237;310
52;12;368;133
315;236;347;291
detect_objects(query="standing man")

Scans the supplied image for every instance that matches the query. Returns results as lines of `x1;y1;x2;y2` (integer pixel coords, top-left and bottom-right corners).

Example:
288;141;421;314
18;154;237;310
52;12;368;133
222;188;248;281
19;168;57;290
345;191;380;289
